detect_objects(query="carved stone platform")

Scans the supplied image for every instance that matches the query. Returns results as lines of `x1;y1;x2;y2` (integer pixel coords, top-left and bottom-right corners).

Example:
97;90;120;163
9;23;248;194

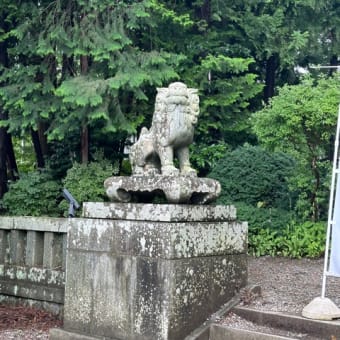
104;175;221;204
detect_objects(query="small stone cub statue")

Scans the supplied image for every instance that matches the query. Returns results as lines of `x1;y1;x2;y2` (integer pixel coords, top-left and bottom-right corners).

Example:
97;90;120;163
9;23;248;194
130;82;199;176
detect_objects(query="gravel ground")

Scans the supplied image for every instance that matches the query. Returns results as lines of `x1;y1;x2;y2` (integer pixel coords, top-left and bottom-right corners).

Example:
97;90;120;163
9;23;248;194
246;256;340;314
221;256;340;339
1;256;339;339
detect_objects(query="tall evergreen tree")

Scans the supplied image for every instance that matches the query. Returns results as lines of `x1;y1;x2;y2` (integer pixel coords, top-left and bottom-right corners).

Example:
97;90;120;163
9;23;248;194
0;1;19;198
0;0;183;165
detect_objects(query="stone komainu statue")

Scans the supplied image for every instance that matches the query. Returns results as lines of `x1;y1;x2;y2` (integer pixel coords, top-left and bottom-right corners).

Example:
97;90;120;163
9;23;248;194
130;82;199;176
105;81;220;203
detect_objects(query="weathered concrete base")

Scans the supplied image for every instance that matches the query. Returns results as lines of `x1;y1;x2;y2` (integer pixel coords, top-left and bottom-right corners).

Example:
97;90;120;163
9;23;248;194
52;203;247;340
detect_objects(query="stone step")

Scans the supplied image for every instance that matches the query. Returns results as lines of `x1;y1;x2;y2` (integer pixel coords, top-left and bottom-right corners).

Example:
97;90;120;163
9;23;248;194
187;284;340;340
232;306;340;339
209;324;298;340
190;306;340;339
206;307;340;340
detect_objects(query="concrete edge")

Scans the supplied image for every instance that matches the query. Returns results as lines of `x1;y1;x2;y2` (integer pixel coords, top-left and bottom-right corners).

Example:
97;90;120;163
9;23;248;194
0;216;69;233
210;324;295;340
82;202;237;222
233;306;340;338
50;328;104;340
0;295;63;316
0;280;64;304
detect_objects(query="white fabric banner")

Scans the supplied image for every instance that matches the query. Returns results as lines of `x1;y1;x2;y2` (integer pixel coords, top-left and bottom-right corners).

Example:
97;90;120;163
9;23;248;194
329;176;340;276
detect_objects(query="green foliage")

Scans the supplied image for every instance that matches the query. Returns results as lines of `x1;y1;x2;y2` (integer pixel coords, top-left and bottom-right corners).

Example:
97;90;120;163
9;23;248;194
0;63;58;134
209;145;296;210
12;137;36;173
209;145;299;245
236;202;294;232
190;142;229;176
252;74;340;220
148;0;193;27
42;0;183;139
47;134;80;179
234;2;311;65
61;156;118;215
253;75;340;155
278;222;326;258
120;159;132;176
185;54;263;147
1;171;62;217
248;228;280;257
0;0;184;161
249;221;326;258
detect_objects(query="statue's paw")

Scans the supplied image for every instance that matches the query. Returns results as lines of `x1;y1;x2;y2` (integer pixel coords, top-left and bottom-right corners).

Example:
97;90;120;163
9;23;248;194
145;166;161;176
131;166;145;176
181;166;197;177
161;165;180;176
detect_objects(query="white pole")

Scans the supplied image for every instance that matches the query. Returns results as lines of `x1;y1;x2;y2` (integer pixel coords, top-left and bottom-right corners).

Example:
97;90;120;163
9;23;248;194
310;66;340;69
321;104;340;298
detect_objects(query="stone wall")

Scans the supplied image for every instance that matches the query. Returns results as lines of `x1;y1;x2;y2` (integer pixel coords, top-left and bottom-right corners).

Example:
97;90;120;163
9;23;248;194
0;217;68;314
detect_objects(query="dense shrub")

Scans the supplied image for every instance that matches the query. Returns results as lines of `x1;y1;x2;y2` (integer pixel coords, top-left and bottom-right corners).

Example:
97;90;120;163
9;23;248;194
235;202;293;232
248;221;326;258
60;158;118;216
209;145;296;210
1;171;62;216
207;144;326;258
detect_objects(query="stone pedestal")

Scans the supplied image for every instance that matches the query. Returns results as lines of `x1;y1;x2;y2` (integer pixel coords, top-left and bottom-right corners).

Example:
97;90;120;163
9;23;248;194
50;203;247;340
104;176;221;204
